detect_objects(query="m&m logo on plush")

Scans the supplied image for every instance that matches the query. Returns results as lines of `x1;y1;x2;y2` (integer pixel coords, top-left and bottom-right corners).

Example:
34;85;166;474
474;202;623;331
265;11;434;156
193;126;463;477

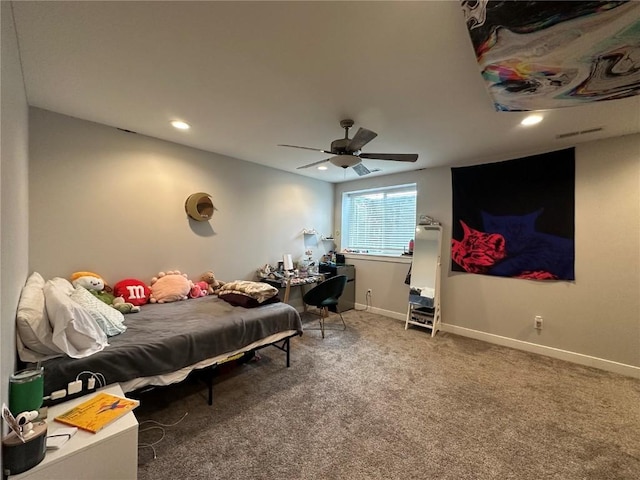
113;279;151;306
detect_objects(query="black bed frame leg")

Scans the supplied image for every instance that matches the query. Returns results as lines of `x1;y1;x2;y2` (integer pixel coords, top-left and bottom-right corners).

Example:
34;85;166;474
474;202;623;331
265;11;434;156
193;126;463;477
207;367;214;405
286;337;290;368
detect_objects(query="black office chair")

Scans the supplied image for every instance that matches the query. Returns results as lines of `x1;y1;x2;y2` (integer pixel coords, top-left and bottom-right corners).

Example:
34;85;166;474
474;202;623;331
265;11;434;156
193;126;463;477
302;275;348;338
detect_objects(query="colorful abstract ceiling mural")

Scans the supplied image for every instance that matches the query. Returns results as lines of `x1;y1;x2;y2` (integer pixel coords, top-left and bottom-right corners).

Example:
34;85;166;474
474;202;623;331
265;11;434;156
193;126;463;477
461;1;640;111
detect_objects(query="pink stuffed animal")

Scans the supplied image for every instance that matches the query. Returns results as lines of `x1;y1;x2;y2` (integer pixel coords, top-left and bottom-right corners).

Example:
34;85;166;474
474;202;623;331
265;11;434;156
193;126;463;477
189;283;207;298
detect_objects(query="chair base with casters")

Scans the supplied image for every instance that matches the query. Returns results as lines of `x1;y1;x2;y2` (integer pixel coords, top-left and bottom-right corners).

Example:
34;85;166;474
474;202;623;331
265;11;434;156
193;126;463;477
302;275;348;338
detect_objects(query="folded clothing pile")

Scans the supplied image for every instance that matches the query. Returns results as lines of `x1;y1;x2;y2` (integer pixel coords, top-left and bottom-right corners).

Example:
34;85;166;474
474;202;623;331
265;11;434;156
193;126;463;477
217;280;280;308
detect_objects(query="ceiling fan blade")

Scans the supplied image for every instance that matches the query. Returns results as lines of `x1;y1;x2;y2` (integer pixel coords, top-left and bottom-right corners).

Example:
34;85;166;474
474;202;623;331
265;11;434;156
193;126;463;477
359;153;418;162
347;128;377;152
296;158;331;169
278;144;329;154
352;163;371;176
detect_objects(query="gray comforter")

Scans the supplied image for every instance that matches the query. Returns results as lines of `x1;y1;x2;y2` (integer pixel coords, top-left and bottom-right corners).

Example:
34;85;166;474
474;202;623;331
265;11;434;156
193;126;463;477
39;296;302;396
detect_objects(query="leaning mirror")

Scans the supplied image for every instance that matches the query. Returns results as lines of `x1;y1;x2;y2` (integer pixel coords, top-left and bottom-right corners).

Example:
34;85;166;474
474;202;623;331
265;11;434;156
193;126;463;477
405;225;442;336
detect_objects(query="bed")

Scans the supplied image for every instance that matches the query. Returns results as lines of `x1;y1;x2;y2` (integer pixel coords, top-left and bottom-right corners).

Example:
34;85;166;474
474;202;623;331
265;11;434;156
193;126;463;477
33;295;302;404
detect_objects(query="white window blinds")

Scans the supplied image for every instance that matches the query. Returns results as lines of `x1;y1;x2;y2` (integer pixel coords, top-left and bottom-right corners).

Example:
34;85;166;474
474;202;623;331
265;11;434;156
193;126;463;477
342;184;417;254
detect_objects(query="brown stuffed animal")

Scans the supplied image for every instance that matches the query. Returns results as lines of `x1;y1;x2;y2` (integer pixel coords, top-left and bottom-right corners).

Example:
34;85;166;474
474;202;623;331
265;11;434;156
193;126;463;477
201;271;224;295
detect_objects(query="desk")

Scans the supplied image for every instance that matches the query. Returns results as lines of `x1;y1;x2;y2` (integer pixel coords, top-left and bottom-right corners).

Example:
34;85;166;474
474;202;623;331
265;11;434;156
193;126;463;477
261;275;324;310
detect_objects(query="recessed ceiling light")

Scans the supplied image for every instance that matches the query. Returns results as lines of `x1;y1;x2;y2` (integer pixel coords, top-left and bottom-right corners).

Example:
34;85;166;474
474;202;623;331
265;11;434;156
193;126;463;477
521;115;543;126
317;166;328;171
171;120;190;130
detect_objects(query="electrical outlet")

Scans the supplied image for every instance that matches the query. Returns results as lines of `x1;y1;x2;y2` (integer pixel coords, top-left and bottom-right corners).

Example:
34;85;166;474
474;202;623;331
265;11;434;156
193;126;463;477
534;315;543;330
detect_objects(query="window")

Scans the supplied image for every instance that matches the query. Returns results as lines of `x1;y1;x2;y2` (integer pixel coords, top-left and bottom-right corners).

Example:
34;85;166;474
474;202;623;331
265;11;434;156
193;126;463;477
341;184;417;255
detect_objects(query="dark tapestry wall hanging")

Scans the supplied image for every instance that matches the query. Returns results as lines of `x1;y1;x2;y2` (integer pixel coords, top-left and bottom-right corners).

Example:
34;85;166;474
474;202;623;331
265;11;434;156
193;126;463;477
451;148;575;281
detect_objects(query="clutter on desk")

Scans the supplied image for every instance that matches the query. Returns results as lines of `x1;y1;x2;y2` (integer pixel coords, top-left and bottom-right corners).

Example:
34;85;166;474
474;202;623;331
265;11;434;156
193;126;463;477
321;250;336;263
288;275;323;286
2;403;48;475
257;254;322;287
258;247;322;282
2;403;26;443
257;264;278;279
46;426;77;450
299;250;319;275
258;271;322;288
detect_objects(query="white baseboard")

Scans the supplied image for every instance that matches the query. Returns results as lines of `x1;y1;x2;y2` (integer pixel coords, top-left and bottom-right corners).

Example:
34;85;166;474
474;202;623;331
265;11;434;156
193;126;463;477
442;324;640;379
354;303;406;321
354;306;639;379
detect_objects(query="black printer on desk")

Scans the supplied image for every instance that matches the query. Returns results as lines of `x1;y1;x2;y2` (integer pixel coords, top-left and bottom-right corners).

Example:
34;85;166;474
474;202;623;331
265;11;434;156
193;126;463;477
318;262;355;312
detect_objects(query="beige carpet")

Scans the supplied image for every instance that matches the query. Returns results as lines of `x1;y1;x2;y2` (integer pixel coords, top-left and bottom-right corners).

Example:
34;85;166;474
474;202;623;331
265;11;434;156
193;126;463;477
135;309;640;479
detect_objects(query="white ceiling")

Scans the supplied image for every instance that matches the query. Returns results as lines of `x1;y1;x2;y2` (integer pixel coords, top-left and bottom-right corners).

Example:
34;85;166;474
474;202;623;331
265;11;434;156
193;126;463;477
11;1;640;183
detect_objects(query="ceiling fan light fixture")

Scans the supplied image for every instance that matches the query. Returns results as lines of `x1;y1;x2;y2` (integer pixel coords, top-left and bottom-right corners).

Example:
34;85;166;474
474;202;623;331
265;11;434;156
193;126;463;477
329;155;361;169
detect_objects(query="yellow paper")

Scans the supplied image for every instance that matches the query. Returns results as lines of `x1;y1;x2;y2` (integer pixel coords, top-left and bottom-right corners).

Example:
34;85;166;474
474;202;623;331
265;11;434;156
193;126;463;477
54;392;139;433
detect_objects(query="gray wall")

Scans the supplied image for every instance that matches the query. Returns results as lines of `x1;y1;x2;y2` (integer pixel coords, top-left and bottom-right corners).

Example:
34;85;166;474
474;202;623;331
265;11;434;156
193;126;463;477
336;135;640;371
29;109;334;296
3;20;638;432
1;1;30;434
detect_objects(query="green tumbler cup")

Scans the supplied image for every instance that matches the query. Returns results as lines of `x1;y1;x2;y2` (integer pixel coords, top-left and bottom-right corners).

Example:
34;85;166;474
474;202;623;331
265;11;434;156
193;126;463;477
9;367;44;416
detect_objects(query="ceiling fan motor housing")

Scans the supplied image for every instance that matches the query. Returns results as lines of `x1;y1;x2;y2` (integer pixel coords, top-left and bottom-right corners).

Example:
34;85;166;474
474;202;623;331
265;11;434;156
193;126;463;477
330;118;359;155
330;138;357;155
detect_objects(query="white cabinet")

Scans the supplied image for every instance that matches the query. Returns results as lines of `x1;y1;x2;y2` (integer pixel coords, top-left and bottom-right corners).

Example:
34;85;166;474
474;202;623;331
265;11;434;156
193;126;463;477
9;384;138;480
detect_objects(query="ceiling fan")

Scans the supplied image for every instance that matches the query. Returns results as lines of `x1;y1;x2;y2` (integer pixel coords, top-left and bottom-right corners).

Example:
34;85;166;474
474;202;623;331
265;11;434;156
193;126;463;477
278;119;418;176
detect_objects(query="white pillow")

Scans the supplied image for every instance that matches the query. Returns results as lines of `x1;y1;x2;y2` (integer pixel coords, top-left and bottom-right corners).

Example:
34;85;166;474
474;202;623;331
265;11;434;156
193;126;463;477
70;286;126;337
16;272;63;362
44;281;109;358
49;277;75;296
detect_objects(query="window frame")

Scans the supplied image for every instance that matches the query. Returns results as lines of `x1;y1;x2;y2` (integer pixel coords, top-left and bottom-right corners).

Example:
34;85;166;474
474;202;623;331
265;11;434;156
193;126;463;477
340;183;417;256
